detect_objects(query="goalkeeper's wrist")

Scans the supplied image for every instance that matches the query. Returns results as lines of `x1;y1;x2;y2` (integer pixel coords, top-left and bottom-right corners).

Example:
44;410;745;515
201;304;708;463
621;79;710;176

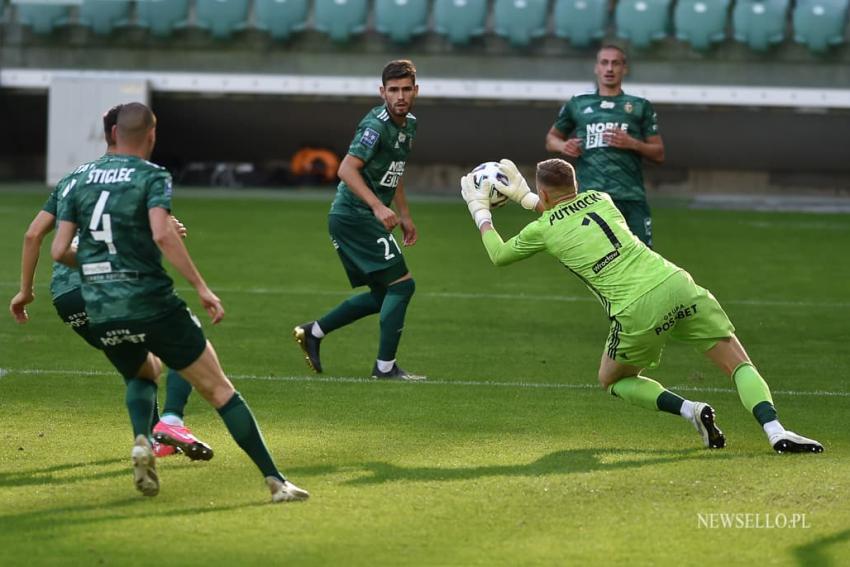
472;209;492;229
520;193;540;210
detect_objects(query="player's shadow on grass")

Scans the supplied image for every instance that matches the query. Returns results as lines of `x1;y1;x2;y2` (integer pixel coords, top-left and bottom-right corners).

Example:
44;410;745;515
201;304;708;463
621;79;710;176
0;458;127;488
0;458;200;488
793;528;850;567
0;497;265;538
290;447;733;486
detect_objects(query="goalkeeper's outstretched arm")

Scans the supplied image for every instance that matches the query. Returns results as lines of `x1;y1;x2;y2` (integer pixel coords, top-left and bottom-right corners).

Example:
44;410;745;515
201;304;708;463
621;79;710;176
478;222;544;267
461;171;546;267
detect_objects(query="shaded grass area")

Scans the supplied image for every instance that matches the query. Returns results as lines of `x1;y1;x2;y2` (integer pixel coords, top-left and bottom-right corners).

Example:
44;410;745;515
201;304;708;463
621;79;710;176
1;190;848;565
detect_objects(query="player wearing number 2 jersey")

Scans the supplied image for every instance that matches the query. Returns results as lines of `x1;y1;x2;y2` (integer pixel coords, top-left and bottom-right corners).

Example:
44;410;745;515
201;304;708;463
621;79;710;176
460;157;823;454
53;102;309;502
294;60;424;381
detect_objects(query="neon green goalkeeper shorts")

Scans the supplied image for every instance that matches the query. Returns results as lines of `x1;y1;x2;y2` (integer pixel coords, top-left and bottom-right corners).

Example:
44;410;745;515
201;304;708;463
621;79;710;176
605;270;735;369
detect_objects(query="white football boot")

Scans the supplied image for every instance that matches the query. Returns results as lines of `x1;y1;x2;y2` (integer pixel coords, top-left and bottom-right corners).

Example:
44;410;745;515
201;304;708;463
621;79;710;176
266;476;310;503
132;435;160;496
688;402;726;449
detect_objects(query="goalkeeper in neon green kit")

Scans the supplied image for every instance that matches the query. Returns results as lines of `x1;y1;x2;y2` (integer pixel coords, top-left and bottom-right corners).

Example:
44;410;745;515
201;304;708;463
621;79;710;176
461;158;823;454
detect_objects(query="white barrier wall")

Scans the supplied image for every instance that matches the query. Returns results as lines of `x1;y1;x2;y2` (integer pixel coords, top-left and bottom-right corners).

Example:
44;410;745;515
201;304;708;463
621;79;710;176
47;76;148;185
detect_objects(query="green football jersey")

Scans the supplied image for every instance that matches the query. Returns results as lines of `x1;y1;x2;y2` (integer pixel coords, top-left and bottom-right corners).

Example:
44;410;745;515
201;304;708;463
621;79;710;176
57;154;184;324
330;105;417;217
552;90;659;202
483;190;681;316
43;166;92;300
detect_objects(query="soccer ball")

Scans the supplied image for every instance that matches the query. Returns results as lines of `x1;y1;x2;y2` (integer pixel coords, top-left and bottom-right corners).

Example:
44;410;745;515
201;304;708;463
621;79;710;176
470;161;510;209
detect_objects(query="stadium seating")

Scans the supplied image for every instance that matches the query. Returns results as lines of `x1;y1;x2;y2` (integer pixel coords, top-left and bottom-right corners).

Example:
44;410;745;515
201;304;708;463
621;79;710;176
136;0;190;37
254;0;309;40
552;0;608;48
615;0;672;48
732;0;790;51
674;0;730;51
195;0;250;39
78;0;132;35
433;0;488;45
375;0;429;43
793;0;849;53
493;0;548;47
314;0;369;42
15;1;72;35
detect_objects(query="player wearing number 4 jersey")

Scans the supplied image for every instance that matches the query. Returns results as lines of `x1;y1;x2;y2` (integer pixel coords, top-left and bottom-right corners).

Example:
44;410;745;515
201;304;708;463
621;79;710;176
8;104;210;461
294;60;424;381
52;103;309;502
461;158;823;454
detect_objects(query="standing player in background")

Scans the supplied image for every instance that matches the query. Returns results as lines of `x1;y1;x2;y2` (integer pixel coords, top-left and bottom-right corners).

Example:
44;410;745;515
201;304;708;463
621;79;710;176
545;45;664;247
294;60;424;381
9;104;212;461
460;158;823;454
51;103;309;501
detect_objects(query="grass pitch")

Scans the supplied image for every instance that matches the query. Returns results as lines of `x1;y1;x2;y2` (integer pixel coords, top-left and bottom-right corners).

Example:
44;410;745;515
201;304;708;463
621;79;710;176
1;187;848;566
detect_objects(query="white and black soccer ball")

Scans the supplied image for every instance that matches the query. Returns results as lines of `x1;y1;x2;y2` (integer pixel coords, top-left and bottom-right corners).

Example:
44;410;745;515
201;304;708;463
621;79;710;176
470;161;510;209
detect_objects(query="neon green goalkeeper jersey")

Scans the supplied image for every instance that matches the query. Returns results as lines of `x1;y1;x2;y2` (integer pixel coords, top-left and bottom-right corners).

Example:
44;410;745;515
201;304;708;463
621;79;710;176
482;190;681;316
330;104;417;217
58;154;184;324
552;90;658;202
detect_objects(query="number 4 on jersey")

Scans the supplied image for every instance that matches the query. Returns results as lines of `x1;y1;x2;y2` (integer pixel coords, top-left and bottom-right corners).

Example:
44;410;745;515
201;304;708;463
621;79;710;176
89;190;117;254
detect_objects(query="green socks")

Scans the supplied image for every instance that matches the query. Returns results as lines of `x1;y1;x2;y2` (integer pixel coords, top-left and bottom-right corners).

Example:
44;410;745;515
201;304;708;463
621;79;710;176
378;279;415;361
318;286;385;333
162;367;192;420
732;362;778;425
125;378;157;438
608;375;685;415
315;278;415;362
217;392;281;481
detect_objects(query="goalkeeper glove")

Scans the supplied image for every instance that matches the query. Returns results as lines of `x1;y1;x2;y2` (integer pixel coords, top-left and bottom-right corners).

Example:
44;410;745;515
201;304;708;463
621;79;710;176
460;173;492;229
496;159;540;210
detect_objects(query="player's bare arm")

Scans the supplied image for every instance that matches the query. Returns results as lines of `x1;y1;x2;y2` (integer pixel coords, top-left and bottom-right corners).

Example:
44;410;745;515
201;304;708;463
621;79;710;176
9;210;56;323
338;153;399;231
50;220;79;268
392;179;417;246
545;127;583;158
603;130;665;164
149;207;224;324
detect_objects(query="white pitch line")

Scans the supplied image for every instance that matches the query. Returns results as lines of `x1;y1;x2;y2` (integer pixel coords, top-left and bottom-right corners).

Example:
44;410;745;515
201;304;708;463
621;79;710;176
2;281;846;309
3;368;849;398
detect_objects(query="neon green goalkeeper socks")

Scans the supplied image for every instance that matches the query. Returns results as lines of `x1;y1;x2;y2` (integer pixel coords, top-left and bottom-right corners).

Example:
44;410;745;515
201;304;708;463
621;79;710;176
608;375;684;414
732;363;778;426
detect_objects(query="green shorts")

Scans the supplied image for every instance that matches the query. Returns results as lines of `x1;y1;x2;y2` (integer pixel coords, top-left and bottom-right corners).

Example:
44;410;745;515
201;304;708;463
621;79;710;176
613;199;653;248
88;307;207;379
53;288;101;350
328;213;409;288
605;271;735;369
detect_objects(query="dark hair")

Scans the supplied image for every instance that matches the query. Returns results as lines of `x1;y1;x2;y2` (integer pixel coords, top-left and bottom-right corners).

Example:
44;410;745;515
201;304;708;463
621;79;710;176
382;59;416;85
103;104;123;145
596;44;628;64
536;159;577;191
116;102;156;144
